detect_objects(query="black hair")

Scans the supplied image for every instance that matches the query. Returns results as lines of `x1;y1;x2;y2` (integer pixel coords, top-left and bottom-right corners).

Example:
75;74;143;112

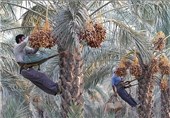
15;34;25;44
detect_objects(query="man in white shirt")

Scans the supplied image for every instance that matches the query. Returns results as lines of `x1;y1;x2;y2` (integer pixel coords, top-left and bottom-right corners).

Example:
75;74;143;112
13;34;39;62
13;34;61;95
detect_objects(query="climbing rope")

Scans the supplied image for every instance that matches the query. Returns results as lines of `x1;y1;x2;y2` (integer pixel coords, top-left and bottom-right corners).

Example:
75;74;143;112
119;78;138;88
18;54;59;73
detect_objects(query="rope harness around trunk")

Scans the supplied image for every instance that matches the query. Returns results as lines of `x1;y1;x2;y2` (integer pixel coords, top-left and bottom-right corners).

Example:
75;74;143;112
18;54;59;73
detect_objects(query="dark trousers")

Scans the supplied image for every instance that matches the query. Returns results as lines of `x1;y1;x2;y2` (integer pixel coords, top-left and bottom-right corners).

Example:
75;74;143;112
21;68;58;95
116;85;137;107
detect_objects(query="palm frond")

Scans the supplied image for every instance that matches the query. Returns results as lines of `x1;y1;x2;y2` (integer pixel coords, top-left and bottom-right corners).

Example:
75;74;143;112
2;97;30;118
0;18;22;34
0;1;20;21
1;1;47;19
42;98;61;118
1;38;31;97
129;0;170;36
52;1;89;49
84;100;115;118
1;1;48;34
89;1;111;17
0;42;14;55
93;86;109;102
87;1;97;11
84;64;113;90
21;4;56;35
1;54;31;96
83;46;119;90
104;18;152;63
68;102;83;118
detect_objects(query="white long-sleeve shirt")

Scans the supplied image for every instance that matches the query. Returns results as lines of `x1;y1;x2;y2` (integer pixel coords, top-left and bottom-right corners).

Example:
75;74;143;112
13;37;38;62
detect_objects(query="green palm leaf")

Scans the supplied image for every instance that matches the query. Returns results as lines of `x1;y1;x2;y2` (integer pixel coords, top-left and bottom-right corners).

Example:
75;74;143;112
52;1;89;49
2;98;30;118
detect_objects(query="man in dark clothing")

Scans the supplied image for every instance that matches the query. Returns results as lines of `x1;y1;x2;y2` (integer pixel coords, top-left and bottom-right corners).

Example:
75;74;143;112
112;73;138;107
13;34;61;95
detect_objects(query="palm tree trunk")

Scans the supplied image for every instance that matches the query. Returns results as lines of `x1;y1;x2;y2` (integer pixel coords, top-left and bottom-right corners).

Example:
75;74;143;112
161;80;170;118
137;75;155;118
137;53;155;118
58;46;84;118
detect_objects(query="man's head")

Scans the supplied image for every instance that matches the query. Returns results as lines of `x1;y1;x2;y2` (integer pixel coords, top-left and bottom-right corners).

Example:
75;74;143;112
15;34;25;44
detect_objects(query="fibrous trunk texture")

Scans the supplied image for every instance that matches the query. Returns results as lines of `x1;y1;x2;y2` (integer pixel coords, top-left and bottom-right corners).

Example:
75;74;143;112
137;54;155;118
137;74;155;118
58;46;84;118
161;82;170;118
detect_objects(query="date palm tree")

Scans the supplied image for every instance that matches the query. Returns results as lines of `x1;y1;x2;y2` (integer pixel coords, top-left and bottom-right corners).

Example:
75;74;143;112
51;2;89;117
1;0;170;118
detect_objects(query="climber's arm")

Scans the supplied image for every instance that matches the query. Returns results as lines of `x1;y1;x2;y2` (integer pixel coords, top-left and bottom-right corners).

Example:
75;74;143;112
112;85;118;97
25;47;39;54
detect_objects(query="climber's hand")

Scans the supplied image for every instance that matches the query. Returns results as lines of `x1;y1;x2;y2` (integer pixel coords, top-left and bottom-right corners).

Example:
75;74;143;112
114;93;118;97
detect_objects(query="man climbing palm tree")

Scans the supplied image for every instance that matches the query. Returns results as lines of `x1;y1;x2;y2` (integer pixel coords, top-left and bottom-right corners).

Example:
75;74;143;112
13;34;61;95
112;72;138;107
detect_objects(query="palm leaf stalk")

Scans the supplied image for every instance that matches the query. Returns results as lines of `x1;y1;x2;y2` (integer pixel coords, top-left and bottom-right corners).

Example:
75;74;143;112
1;1;47;20
89;1;111;17
0;26;34;32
